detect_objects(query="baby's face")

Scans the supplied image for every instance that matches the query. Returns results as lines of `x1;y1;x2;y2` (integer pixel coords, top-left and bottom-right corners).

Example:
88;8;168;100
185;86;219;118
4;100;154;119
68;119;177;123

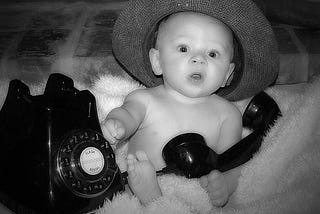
150;12;235;99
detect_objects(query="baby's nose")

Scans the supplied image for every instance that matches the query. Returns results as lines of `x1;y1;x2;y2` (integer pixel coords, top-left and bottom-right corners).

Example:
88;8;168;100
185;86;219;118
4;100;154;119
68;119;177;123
190;54;206;64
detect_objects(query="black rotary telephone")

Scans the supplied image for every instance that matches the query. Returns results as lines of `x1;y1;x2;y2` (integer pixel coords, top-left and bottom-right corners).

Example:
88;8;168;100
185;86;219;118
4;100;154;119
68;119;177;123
0;73;125;214
0;73;281;213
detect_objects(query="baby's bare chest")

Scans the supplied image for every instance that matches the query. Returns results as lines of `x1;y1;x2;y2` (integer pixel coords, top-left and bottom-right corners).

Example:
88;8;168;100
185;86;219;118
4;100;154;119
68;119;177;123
144;103;222;145
128;101;225;169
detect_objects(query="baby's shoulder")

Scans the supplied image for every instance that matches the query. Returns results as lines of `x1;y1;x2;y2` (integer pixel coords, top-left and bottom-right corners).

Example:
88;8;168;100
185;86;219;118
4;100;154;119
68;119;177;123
124;87;157;104
210;95;241;117
132;86;165;97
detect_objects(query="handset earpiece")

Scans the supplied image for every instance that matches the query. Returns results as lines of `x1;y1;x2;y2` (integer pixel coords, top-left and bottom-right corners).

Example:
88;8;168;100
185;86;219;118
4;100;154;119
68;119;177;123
160;133;218;178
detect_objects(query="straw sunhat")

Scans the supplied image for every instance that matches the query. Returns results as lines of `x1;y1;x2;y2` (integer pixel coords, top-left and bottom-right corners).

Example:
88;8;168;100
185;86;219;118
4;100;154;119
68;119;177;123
112;0;279;101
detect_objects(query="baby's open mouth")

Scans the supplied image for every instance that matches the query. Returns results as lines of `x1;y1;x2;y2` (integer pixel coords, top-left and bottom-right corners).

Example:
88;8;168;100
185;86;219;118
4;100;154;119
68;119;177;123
190;73;202;81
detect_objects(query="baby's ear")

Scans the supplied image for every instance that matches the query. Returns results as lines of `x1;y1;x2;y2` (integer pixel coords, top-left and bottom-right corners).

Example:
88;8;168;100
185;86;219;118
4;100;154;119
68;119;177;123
223;62;235;87
149;48;162;76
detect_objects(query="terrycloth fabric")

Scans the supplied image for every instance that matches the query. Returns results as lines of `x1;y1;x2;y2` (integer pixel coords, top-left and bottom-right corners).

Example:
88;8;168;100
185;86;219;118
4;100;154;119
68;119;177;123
1;74;319;213
91;74;320;214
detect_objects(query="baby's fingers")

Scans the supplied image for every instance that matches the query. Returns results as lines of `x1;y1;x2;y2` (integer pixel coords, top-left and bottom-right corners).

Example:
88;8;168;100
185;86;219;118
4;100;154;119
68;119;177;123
101;125;117;145
102;119;124;144
112;120;126;140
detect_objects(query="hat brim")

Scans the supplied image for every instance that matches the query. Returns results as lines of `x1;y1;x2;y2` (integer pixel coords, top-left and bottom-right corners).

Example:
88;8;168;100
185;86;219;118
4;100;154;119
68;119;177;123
112;0;279;101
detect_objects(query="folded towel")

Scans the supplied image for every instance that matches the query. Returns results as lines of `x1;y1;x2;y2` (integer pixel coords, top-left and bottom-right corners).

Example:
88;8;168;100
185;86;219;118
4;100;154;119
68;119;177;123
90;74;320;214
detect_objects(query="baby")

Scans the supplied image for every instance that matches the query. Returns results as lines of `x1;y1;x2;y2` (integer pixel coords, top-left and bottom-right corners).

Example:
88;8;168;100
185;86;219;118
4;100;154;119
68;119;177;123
102;11;242;206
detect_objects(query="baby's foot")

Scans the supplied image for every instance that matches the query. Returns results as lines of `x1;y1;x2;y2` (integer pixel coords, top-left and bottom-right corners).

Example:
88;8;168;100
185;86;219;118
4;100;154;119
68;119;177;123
127;151;162;205
200;170;229;207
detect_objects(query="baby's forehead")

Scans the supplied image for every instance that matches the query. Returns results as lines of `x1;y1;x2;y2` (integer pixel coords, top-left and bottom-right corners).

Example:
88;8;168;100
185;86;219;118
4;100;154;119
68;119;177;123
156;11;234;47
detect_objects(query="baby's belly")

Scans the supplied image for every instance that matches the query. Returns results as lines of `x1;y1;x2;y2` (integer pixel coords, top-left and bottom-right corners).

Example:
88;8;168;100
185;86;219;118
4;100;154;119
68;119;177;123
128;132;168;171
127;120;219;171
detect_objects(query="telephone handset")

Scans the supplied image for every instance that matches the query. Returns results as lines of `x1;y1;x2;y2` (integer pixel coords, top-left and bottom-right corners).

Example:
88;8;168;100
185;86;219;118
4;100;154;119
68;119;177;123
128;91;281;179
153;91;281;178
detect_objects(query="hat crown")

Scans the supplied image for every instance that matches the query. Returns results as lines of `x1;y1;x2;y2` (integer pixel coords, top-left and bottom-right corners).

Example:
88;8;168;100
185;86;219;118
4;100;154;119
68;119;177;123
112;0;279;101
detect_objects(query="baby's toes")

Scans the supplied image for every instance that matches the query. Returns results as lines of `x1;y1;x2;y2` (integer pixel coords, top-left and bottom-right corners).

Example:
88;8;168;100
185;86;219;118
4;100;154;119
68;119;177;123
135;151;148;161
210;189;228;207
211;196;228;207
127;154;137;171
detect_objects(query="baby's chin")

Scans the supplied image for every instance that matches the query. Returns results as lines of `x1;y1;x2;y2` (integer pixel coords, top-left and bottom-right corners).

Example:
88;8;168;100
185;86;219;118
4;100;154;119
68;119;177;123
179;90;213;99
178;84;216;99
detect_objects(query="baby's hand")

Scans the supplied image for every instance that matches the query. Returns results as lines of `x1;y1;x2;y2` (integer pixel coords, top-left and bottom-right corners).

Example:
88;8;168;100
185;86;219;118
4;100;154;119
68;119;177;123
101;119;125;145
199;170;229;207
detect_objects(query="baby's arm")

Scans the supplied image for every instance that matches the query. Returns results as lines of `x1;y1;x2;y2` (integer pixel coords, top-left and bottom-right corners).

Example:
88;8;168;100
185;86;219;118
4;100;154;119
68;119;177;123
215;102;242;154
102;89;148;144
201;101;243;206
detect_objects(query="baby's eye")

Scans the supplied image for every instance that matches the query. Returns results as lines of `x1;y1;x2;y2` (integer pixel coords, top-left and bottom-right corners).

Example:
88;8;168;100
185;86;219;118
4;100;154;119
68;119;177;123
208;51;218;58
178;45;188;53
